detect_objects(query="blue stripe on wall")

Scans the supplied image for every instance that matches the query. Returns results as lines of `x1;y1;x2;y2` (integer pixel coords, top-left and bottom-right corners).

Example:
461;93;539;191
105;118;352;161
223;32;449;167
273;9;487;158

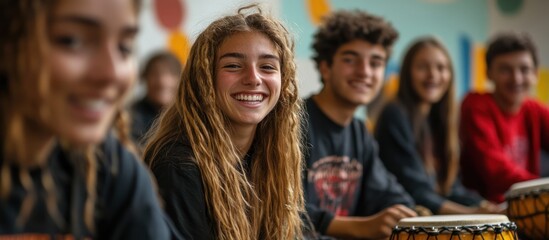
459;35;471;98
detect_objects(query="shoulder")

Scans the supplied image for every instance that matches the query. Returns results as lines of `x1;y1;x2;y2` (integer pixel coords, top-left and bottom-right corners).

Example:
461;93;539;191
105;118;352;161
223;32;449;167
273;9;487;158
94;136;180;239
94;134;159;216
461;92;491;108
96;134;147;188
132;98;151;109
350;117;376;145
303;96;316;117
375;102;409;131
522;98;549;112
378;102;407;122
131;98;147;114
460;92;498;115
150;139;195;168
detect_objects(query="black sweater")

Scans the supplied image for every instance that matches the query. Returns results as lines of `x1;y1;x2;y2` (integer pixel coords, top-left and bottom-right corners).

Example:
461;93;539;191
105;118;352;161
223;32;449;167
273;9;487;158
0;134;181;239
149;138;255;240
374;102;483;213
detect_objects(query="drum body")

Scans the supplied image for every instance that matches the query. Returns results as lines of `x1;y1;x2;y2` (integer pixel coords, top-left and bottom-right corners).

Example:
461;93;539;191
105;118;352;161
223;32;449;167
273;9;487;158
506;178;549;240
390;214;517;240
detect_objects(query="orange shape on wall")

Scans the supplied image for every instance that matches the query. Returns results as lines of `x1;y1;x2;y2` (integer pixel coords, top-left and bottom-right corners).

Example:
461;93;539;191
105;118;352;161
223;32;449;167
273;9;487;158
307;0;331;25
536;68;549;104
168;31;190;65
472;45;487;93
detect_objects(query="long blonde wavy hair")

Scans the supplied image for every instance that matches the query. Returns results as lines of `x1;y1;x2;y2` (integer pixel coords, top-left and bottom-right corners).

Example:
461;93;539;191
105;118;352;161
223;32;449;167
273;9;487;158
0;0;139;233
144;4;304;240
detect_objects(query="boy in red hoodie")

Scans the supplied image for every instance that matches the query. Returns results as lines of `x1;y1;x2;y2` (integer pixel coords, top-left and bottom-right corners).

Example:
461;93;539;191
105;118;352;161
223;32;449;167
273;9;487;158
460;32;549;203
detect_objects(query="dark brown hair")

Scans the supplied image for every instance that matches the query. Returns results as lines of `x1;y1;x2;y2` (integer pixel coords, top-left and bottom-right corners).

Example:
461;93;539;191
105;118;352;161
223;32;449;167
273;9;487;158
140;51;182;80
311;9;398;83
486;32;538;70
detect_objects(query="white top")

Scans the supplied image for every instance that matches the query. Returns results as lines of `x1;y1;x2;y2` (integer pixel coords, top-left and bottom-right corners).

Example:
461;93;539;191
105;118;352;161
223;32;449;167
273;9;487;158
397;214;510;228
506;177;549;198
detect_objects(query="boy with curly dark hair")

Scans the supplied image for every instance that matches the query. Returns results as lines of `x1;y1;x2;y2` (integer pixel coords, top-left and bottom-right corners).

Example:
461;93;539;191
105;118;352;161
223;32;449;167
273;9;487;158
303;10;417;239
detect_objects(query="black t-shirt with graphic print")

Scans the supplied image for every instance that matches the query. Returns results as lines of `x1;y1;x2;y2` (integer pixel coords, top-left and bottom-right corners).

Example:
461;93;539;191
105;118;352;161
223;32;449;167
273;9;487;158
303;97;415;235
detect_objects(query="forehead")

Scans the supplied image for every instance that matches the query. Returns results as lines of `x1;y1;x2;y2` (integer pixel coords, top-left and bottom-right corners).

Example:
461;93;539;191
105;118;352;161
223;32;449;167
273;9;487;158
491;51;535;67
335;39;387;58
52;0;137;25
217;31;278;57
414;45;448;60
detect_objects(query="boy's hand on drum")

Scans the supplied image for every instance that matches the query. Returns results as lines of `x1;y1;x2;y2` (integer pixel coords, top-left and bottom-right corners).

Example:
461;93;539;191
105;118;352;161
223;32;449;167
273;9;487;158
475;200;501;214
357;204;417;239
326;204;416;239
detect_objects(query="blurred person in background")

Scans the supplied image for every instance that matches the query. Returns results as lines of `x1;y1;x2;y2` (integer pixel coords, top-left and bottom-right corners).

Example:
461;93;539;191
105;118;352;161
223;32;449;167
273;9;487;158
460;32;549;203
375;36;500;215
131;51;181;146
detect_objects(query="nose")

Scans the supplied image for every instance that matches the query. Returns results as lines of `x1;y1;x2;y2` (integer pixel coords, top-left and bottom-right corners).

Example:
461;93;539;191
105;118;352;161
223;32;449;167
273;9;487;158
356;59;372;79
511;68;523;84
90;42;132;86
428;66;437;78
242;65;262;86
158;72;178;88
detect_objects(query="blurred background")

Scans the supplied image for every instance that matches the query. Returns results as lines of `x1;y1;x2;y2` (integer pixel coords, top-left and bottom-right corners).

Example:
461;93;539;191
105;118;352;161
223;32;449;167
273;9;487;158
135;0;548;104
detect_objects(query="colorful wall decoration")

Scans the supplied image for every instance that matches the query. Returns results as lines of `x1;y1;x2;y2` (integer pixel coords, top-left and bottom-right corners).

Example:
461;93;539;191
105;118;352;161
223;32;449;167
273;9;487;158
136;0;547;103
153;0;190;64
280;0;547;103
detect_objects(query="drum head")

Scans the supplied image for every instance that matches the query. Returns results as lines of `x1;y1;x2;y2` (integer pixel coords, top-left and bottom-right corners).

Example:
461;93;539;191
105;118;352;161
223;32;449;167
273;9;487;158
397;214;510;228
506;177;549;198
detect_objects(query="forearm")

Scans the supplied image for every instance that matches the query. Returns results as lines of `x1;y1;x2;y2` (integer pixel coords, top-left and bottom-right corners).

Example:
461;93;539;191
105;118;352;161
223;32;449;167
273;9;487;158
325;216;371;239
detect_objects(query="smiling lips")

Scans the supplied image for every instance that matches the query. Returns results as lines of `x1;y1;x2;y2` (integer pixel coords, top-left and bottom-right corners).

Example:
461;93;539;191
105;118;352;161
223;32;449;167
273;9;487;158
233;93;265;102
79;98;108;110
70;96;113;122
349;80;373;92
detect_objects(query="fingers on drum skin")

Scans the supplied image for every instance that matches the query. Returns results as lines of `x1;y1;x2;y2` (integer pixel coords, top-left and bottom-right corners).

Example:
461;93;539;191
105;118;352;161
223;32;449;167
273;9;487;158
414;205;433;216
392;204;417;218
382;207;406;225
478;201;500;214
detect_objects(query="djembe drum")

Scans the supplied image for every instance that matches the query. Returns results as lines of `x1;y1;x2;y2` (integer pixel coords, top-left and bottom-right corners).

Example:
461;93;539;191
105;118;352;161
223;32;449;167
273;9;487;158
506;178;549;239
390;214;517;240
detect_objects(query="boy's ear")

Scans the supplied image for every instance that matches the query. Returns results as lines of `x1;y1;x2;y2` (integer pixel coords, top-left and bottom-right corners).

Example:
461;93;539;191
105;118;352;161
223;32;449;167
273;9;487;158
486;66;494;83
319;60;331;82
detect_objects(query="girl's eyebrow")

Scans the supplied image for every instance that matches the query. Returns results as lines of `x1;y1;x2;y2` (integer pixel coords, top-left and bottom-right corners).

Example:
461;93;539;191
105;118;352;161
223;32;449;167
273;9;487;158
53;15;139;35
218;52;280;61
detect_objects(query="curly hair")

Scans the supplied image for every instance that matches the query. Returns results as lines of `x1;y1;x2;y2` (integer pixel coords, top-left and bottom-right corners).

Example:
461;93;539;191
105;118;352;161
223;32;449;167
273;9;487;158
396;37;458;196
311;9;398;80
144;4;304;240
486;32;538;70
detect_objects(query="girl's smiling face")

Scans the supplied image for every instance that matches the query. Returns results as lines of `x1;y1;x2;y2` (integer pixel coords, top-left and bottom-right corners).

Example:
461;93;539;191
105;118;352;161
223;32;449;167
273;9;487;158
45;0;139;146
215;31;281;129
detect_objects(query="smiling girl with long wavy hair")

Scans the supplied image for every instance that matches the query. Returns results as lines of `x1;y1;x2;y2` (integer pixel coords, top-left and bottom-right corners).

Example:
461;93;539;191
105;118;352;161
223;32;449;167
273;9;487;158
143;4;304;240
